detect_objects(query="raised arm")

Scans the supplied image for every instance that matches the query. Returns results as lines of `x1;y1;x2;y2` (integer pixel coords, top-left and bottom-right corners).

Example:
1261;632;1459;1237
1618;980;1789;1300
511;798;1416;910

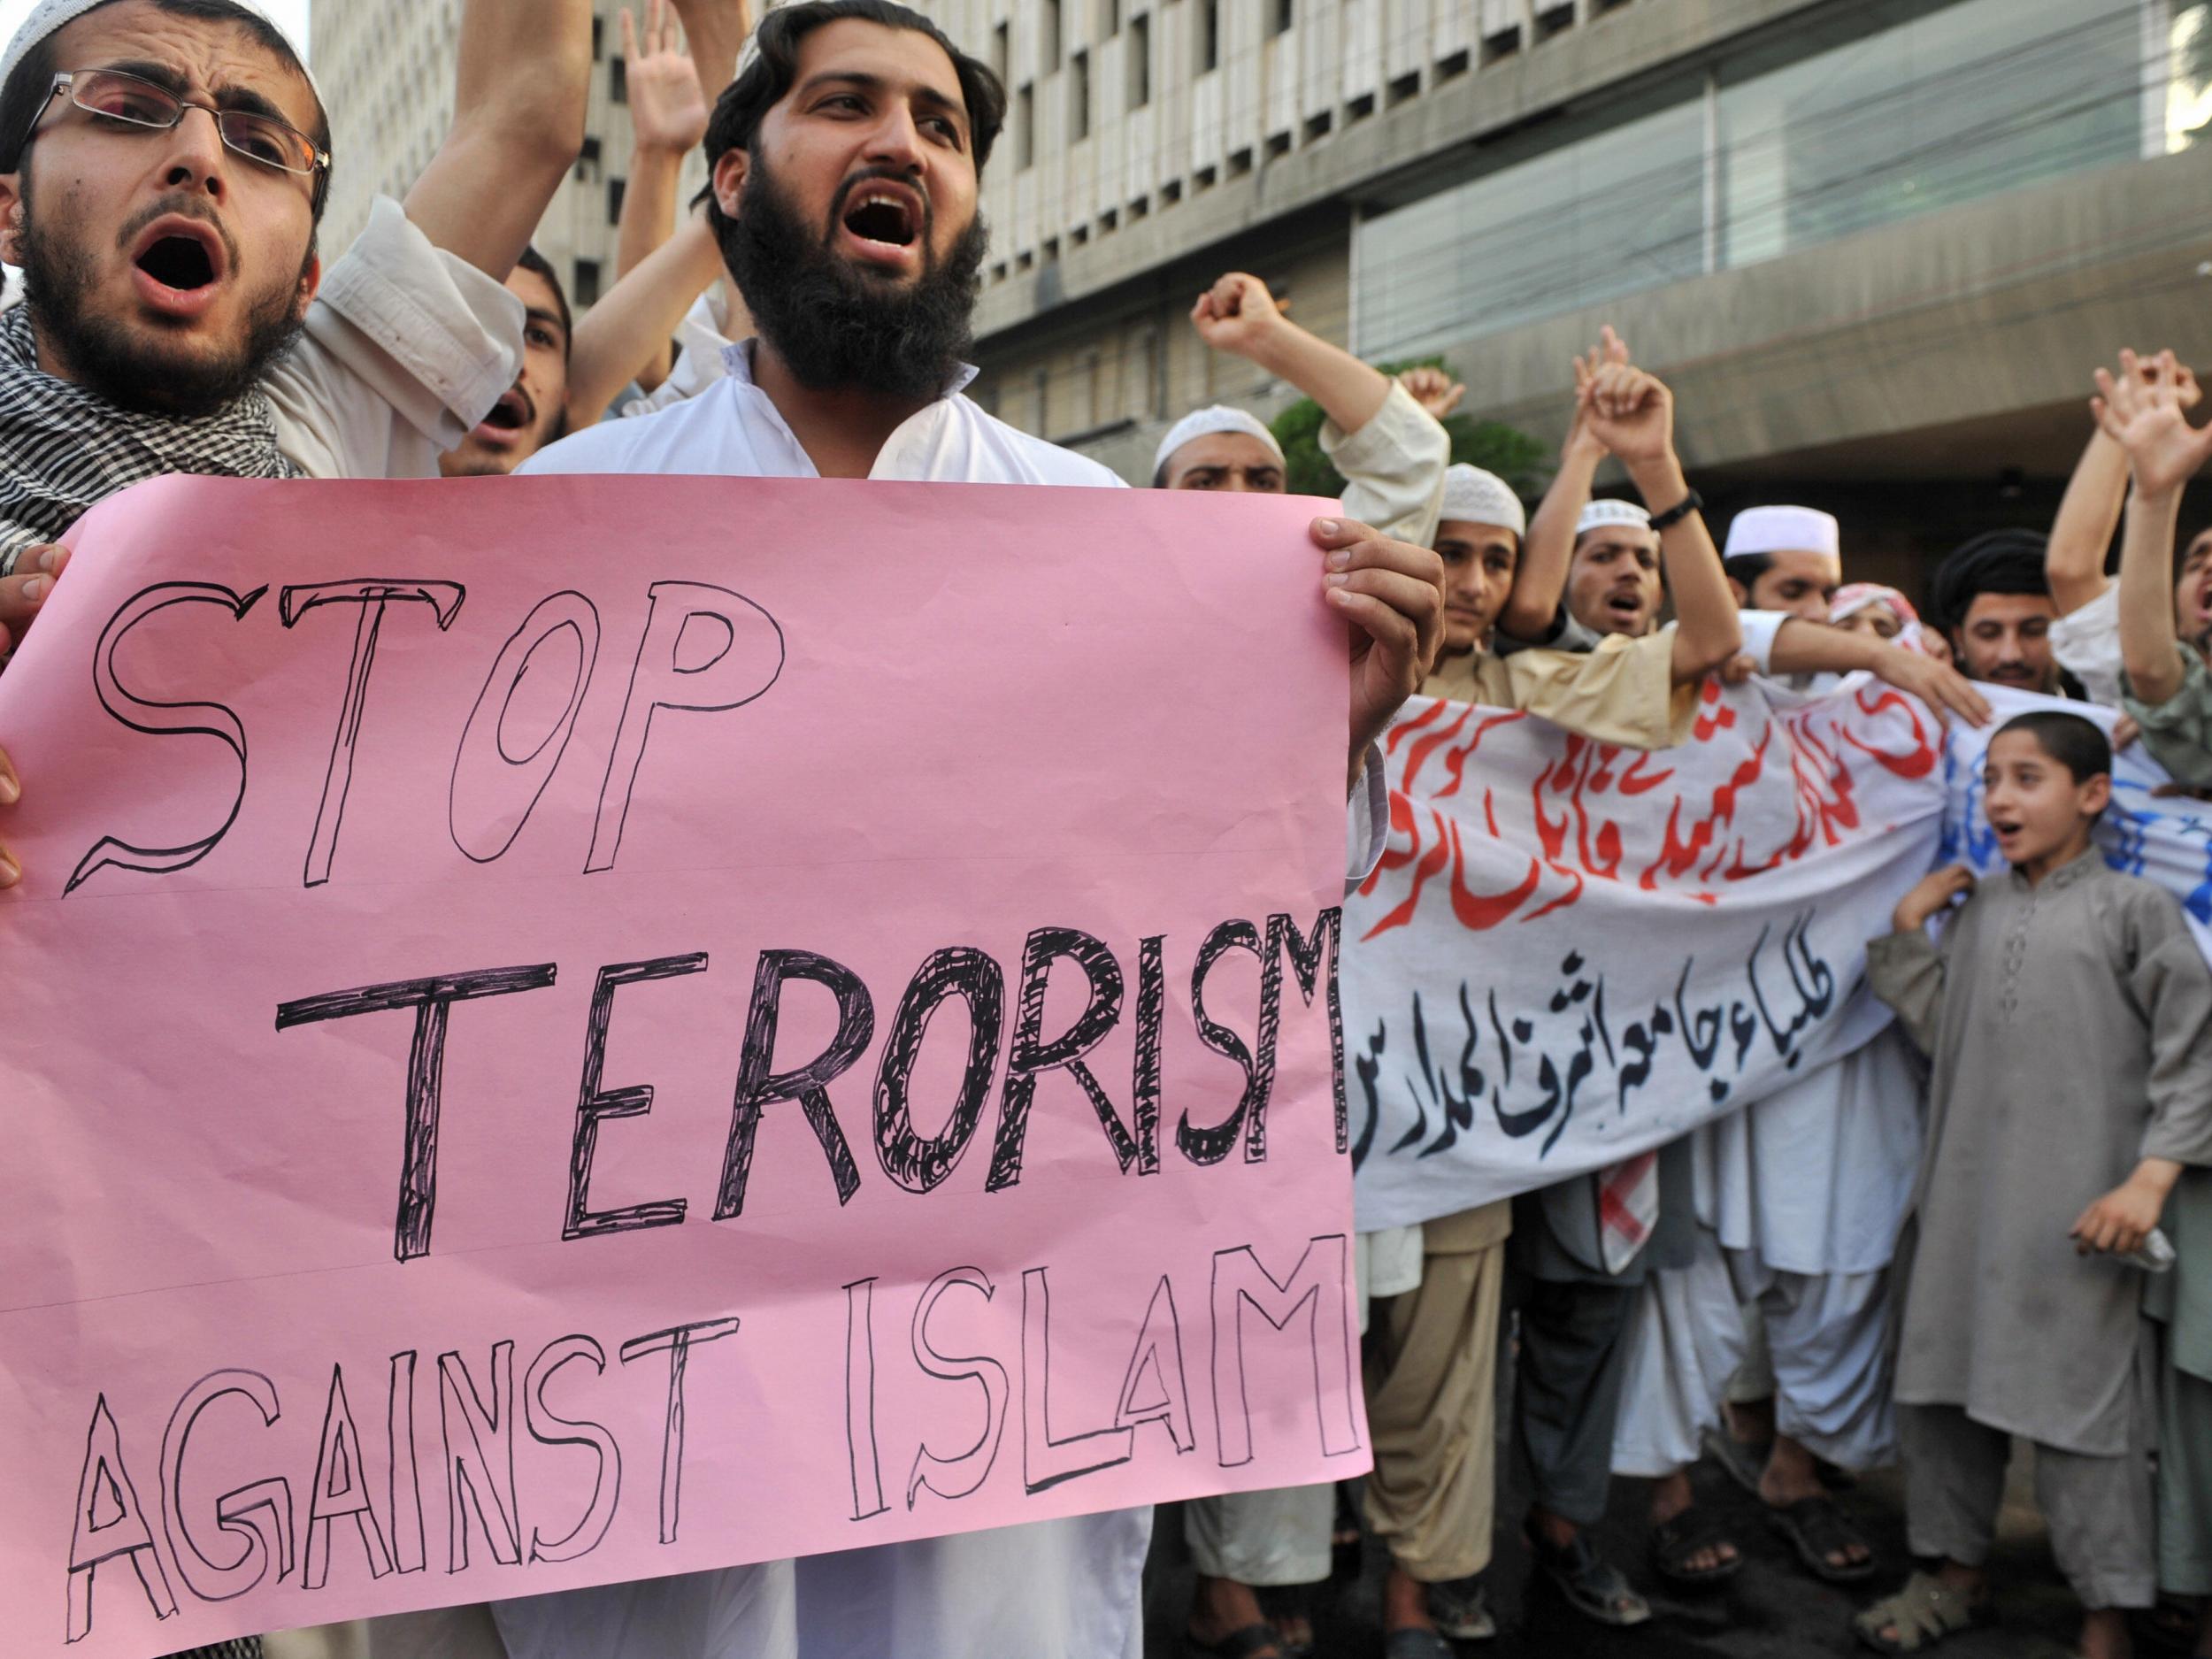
2093;349;2212;705
670;0;751;101
2047;428;2127;616
565;216;733;423
1578;365;1740;683
2052;354;2201;617
614;1;716;390
1192;272;1392;439
1499;329;1625;642
403;0;595;279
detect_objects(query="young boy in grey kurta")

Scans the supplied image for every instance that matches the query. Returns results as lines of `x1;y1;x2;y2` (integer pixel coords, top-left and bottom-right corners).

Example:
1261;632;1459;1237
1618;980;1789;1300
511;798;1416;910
1855;711;2212;1659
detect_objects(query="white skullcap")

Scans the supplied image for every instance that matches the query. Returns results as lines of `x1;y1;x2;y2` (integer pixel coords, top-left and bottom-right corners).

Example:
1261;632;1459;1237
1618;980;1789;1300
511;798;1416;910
1154;405;1285;479
3;0;323;109
1724;504;1839;561
1576;498;1651;536
1439;464;1525;538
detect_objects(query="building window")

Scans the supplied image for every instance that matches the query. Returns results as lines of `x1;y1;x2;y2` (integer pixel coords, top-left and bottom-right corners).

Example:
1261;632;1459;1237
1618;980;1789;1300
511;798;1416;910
1199;0;1219;72
610;58;626;102
993;20;1010;85
1129;14;1150;107
574;134;603;180
591;15;603;58
1273;0;1292;35
573;259;602;307
1071;51;1091;142
1042;0;1062;70
1100;0;1121;35
607;177;626;224
1017;83;1035;169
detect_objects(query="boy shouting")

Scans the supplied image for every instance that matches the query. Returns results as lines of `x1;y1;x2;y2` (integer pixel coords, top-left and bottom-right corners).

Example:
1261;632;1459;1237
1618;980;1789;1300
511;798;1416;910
1855;712;2212;1657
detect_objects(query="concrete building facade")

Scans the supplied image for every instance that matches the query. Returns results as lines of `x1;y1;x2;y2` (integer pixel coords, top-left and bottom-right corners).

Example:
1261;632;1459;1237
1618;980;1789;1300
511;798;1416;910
965;0;2212;589
311;0;2212;588
311;0;706;311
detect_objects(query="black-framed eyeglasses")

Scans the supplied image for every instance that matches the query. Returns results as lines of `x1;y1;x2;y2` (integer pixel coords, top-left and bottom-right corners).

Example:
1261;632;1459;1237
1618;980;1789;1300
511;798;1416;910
35;68;329;199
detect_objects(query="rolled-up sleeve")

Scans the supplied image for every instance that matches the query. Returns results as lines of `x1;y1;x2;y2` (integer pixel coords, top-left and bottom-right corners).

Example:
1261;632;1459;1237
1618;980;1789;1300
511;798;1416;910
1319;381;1449;548
2124;647;2212;790
262;196;526;480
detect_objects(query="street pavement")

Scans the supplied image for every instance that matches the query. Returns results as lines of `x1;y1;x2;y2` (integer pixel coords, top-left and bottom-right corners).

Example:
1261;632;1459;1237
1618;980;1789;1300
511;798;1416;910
1143;1456;2091;1657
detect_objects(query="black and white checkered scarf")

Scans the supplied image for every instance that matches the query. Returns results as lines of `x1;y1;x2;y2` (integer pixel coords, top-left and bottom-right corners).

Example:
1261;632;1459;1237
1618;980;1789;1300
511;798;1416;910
0;303;300;574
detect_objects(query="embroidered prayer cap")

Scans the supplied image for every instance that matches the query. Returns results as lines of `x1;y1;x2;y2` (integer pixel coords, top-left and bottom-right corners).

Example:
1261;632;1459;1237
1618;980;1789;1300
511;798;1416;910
1724;504;1839;560
1440;464;1525;538
3;0;324;115
1575;497;1651;537
1153;405;1285;479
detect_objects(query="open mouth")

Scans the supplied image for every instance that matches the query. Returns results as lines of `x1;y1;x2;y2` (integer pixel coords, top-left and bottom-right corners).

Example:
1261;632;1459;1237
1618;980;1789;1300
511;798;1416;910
842;189;918;250
1990;819;2023;840
133;222;222;292
1606;593;1645;621
481;389;530;432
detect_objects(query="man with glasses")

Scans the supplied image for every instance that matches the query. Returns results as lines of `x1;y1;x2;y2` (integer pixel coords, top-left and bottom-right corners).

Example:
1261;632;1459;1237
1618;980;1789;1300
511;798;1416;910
0;0;591;657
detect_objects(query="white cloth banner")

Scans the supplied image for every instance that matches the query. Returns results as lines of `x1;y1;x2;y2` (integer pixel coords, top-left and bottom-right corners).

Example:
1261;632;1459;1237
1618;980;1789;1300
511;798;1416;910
1348;675;2212;1233
1344;675;1948;1232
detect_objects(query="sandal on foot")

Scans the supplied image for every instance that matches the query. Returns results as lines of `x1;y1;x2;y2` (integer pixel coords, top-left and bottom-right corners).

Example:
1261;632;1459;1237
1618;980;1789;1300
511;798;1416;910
1524;1522;1652;1626
1651;1504;1746;1586
1853;1572;1995;1654
1767;1493;1878;1584
1180;1625;1284;1659
1382;1632;1455;1659
1426;1575;1497;1642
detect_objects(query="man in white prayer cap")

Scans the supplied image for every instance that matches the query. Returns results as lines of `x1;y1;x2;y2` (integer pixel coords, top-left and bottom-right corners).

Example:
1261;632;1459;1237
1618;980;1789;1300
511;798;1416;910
1720;504;1842;620
1155;271;1449;549
1432;461;1525;656
1611;498;1983;1599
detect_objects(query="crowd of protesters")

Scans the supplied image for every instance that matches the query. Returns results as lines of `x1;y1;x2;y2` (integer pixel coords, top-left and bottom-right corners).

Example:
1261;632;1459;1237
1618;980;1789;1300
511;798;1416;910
0;2;2205;1656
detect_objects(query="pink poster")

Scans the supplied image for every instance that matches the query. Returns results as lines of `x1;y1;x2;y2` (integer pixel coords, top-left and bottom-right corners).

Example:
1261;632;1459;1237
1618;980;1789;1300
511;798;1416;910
0;475;1363;1657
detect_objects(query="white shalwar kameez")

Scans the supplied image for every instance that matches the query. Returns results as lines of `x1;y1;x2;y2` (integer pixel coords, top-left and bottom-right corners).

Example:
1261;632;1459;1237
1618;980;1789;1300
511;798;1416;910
1611;618;1924;1478
461;341;1389;1659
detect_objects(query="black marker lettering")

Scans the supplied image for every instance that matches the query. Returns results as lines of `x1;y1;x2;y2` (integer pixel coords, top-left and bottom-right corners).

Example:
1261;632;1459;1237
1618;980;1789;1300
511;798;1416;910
523;1336;622;1563
304;1366;394;1590
1019;1266;1133;1493
67;581;264;895
618;1317;741;1546
65;1394;177;1642
586;582;784;873
1208;1237;1361;1467
565;955;707;1240
278;965;557;1262
280;580;466;887
905;1268;1008;1508
873;948;1004;1193
717;950;872;1219
449;591;601;863
842;1279;887;1522
437;1342;521;1572
987;929;1129;1191
158;1371;292;1603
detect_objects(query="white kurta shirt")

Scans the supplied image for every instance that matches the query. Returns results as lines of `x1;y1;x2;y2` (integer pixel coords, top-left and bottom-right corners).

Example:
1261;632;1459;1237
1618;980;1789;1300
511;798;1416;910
493;342;1381;1659
268;196;526;480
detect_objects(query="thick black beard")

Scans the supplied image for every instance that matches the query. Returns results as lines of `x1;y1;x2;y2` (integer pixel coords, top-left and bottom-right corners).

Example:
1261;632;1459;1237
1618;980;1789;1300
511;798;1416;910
719;155;986;402
18;183;307;419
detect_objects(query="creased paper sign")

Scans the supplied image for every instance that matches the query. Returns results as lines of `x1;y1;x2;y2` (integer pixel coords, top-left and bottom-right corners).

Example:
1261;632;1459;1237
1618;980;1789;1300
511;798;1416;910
1342;675;1948;1232
0;475;1363;1657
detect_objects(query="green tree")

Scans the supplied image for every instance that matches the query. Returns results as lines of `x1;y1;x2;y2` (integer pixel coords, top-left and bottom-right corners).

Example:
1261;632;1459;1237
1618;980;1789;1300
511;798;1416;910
1271;357;1550;510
